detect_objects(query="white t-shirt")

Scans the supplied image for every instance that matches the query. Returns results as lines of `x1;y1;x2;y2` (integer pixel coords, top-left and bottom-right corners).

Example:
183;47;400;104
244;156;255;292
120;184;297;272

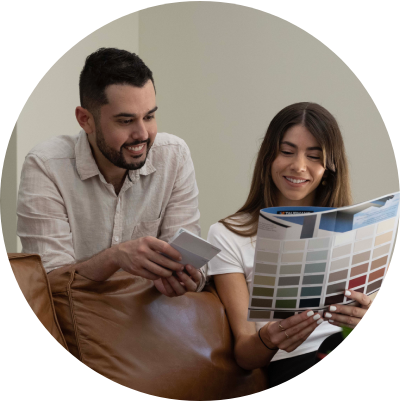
207;221;341;361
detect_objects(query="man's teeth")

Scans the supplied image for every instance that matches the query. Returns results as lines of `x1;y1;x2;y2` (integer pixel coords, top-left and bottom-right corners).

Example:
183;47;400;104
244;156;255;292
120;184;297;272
285;177;307;184
127;145;144;151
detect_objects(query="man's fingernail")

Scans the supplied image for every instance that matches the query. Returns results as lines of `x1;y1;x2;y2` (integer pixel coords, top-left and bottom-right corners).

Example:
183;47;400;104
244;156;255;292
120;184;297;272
329;319;334;323
329;306;337;312
307;311;314;317
317;319;323;325
313;314;321;320
345;290;351;296
325;312;332;318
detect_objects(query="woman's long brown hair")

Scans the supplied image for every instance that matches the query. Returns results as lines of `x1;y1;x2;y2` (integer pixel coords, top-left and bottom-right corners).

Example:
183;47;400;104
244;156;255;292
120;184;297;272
220;102;352;237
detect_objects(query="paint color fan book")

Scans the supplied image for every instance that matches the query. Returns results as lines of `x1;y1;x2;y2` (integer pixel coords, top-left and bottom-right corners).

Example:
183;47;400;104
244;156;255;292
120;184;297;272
247;192;400;322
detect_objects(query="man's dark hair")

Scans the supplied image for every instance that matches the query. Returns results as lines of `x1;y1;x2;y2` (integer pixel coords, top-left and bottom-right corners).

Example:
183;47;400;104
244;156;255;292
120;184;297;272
79;47;154;113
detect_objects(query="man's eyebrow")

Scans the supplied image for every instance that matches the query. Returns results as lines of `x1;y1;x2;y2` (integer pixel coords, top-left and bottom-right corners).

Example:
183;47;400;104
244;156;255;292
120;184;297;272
280;141;322;151
113;106;158;118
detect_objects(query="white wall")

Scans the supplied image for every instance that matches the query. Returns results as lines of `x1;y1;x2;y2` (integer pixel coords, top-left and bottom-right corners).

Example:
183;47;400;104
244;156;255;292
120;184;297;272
4;3;399;249
138;2;398;237
14;13;139;251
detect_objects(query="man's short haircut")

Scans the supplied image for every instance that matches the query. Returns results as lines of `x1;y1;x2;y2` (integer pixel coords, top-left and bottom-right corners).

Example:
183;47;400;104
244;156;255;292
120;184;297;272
79;47;154;113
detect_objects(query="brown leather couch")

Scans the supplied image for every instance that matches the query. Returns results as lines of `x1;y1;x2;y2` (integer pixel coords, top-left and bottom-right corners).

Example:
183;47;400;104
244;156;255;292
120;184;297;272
9;253;268;400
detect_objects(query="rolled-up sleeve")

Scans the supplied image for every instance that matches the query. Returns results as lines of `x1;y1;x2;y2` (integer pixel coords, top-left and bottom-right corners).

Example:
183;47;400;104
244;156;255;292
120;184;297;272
157;142;204;290
159;143;201;242
17;154;75;273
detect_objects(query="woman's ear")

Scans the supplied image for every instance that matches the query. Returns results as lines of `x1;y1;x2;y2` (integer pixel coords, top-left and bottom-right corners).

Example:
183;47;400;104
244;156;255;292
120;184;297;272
321;170;328;186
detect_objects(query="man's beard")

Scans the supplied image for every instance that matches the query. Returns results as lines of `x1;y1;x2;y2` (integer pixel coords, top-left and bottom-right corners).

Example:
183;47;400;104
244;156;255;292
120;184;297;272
95;123;151;171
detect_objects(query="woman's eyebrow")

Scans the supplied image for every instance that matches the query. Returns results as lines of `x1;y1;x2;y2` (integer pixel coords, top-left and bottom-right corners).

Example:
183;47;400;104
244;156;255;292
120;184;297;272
280;141;322;151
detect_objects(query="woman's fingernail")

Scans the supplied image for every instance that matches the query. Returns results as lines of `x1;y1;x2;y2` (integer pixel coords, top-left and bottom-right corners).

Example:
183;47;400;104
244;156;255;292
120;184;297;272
329;319;334;323
313;314;321;321
325;312;332;318
345;290;351;296
329;306;337;312
307;311;314;317
317;319;323;325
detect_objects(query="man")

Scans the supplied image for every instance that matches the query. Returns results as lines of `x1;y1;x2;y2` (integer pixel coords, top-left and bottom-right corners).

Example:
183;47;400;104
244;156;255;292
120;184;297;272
17;48;204;296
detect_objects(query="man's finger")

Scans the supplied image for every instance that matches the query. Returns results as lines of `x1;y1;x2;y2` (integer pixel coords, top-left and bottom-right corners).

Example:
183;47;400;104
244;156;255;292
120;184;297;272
176;270;198;292
184;265;201;285
144;260;174;278
161;278;177;297
150;251;184;272
148;237;183;262
166;275;187;296
153;278;177;297
138;267;161;281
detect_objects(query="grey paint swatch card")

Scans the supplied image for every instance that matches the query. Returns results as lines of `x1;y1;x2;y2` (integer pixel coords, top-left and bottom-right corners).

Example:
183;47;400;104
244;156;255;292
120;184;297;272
168;228;221;269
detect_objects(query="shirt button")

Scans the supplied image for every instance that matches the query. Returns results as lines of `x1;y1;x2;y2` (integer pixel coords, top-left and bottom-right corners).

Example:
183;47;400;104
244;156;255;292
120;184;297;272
114;236;119;242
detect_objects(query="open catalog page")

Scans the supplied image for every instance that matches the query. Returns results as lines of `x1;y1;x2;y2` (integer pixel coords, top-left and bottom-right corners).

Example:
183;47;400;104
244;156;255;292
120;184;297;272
248;192;400;322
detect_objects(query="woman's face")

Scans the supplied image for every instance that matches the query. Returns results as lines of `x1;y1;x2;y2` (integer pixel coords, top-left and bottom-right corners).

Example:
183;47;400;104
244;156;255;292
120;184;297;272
271;125;325;207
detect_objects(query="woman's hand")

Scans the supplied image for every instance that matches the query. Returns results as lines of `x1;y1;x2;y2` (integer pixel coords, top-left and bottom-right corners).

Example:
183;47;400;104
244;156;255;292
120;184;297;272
154;265;202;297
324;289;372;328
259;310;323;352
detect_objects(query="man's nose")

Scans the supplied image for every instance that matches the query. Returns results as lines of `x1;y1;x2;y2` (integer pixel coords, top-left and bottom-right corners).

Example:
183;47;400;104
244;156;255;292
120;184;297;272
130;120;148;142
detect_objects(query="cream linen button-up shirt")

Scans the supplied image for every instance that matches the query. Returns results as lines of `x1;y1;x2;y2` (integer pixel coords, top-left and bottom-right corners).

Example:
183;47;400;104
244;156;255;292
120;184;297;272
17;130;202;281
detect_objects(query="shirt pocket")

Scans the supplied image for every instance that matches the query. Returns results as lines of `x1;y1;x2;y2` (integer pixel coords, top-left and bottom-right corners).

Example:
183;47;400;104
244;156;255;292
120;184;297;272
131;217;162;240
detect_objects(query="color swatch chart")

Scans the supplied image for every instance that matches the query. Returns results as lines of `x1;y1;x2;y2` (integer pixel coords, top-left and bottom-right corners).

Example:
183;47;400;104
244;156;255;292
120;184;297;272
248;216;398;322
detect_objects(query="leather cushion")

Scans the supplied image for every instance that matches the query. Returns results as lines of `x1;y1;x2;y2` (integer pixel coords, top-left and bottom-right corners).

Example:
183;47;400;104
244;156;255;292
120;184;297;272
49;268;268;399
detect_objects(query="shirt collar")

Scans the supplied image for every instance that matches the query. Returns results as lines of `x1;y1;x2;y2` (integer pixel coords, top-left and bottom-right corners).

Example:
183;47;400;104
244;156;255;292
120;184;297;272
75;130;157;182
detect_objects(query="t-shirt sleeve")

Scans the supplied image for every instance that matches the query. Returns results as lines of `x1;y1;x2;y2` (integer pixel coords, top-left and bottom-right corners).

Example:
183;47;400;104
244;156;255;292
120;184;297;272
206;222;246;277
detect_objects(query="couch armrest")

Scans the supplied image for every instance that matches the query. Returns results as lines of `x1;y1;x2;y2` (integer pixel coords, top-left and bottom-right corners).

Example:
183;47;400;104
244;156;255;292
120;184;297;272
48;266;268;399
8;253;68;350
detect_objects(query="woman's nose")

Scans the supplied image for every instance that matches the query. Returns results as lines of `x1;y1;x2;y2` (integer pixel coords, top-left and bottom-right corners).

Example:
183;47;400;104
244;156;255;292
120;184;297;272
291;154;307;172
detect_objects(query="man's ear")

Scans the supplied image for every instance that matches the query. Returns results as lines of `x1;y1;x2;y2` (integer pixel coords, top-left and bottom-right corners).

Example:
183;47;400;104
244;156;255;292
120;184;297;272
75;106;95;134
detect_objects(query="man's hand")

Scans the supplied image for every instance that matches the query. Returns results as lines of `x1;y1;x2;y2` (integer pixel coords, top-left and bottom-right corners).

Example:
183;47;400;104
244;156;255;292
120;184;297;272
153;265;202;297
115;236;184;280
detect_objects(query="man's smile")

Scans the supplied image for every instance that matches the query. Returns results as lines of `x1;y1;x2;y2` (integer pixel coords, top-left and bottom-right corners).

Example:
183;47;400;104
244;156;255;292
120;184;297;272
125;143;146;156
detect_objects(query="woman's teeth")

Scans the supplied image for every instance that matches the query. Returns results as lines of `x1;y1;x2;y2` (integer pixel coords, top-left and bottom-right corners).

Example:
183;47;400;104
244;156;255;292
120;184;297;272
285;177;307;184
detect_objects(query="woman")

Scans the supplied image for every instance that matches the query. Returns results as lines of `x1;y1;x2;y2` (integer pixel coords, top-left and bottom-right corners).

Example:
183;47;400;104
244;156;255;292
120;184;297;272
207;102;373;387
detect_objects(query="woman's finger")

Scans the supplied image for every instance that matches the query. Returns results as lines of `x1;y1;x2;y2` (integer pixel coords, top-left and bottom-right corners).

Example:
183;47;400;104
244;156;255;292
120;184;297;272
343;289;372;309
325;312;361;328
325;304;367;319
281;313;323;340
323;289;372;329
279;319;320;350
269;310;316;335
266;311;321;346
